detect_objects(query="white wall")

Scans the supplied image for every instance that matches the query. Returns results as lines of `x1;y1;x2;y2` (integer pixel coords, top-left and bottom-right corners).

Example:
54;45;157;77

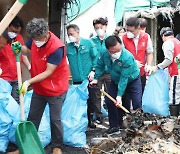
68;0;116;39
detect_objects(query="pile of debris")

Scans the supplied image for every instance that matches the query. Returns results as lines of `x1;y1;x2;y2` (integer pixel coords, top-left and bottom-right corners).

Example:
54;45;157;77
89;109;180;154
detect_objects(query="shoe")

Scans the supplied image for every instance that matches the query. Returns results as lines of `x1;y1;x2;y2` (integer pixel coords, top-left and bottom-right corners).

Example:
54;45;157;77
88;113;96;128
53;148;62;154
88;121;96;128
103;127;120;135
97;116;104;124
119;125;126;130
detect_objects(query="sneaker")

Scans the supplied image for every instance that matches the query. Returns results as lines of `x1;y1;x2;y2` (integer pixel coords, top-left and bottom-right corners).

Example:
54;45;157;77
97;116;104;124
88;121;96;128
119;125;126;130
103;127;120;135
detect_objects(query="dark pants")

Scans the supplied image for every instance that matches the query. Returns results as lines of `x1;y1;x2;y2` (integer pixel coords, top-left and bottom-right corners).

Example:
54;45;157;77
106;76;142;128
88;74;111;117
141;74;146;94
27;91;67;148
8;81;19;104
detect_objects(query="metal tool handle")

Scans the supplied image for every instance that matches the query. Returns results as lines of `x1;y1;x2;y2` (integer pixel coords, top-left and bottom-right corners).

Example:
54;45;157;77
100;89;130;113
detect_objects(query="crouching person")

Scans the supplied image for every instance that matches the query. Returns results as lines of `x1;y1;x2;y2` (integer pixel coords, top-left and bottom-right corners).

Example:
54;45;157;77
19;18;69;154
90;35;142;134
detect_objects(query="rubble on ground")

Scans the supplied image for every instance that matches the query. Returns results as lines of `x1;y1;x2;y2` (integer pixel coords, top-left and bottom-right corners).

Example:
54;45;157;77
89;109;180;154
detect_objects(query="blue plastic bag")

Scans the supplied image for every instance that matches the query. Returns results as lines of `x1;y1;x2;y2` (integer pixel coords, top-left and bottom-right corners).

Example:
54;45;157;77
62;80;89;147
142;69;169;116
0;79;13;152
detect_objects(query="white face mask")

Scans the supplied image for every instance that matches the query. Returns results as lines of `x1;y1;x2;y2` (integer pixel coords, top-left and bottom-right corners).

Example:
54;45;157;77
34;40;46;47
110;51;121;60
96;29;105;37
8;32;17;39
126;31;135;39
69;36;77;43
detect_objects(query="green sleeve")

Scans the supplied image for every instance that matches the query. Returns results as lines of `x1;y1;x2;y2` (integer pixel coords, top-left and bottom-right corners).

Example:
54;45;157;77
90;41;98;68
94;54;105;80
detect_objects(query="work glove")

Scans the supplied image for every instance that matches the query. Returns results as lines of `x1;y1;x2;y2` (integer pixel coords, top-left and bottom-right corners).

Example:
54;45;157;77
19;80;30;95
11;41;22;62
144;64;152;75
0;68;2;76
151;66;158;74
89;79;98;86
88;71;95;81
136;60;144;68
28;65;31;71
115;96;122;108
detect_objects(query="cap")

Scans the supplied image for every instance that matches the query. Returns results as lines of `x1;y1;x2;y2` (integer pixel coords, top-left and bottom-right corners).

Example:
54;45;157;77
160;27;174;37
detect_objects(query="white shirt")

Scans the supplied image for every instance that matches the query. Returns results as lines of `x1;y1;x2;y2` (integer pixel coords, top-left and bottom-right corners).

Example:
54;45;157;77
133;33;153;54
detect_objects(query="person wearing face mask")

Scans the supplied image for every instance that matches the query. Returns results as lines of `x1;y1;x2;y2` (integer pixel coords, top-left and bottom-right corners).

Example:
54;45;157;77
0;16;31;104
90;17;111;124
151;27;180;109
90;35;142;134
66;24;98;128
122;17;153;93
16;18;69;154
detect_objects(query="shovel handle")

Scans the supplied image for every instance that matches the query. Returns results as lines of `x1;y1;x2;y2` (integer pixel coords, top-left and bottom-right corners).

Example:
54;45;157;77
0;0;25;35
17;62;25;121
100;89;130;113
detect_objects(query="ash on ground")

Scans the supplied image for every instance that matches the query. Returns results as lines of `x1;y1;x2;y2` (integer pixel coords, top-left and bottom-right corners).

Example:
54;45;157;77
89;109;180;154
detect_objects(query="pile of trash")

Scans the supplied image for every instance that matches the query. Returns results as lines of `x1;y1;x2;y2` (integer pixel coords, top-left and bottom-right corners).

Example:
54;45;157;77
90;109;180;154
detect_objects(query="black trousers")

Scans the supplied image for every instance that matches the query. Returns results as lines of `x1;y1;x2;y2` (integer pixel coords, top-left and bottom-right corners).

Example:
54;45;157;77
88;74;111;117
8;81;19;104
27;91;67;148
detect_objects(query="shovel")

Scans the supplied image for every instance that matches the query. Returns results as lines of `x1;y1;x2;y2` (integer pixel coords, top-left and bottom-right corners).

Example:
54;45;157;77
0;0;28;35
100;89;130;114
88;84;130;113
12;42;45;154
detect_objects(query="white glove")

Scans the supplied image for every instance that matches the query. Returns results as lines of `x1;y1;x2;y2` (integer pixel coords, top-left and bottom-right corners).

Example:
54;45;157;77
151;66;158;74
144;64;152;75
90;79;98;86
115;96;122;108
136;60;144;68
0;68;2;76
28;65;31;70
88;71;95;81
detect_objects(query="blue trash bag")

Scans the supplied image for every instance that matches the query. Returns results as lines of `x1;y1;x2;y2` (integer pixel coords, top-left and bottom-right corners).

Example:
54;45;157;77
8;90;51;148
0;79;13;152
142;69;169;116
62;80;89;147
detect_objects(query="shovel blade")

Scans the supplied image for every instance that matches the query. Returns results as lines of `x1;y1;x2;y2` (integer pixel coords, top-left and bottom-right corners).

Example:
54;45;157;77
15;121;45;154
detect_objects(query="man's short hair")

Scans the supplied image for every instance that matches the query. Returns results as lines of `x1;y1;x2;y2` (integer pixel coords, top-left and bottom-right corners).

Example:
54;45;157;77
126;17;140;29
9;16;24;29
93;17;108;26
105;35;122;49
160;27;174;37
26;18;49;39
66;24;80;32
139;18;148;28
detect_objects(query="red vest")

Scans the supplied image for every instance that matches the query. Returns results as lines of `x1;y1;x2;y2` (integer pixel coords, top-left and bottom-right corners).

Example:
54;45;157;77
31;32;69;96
0;34;24;81
168;37;180;76
123;31;148;76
